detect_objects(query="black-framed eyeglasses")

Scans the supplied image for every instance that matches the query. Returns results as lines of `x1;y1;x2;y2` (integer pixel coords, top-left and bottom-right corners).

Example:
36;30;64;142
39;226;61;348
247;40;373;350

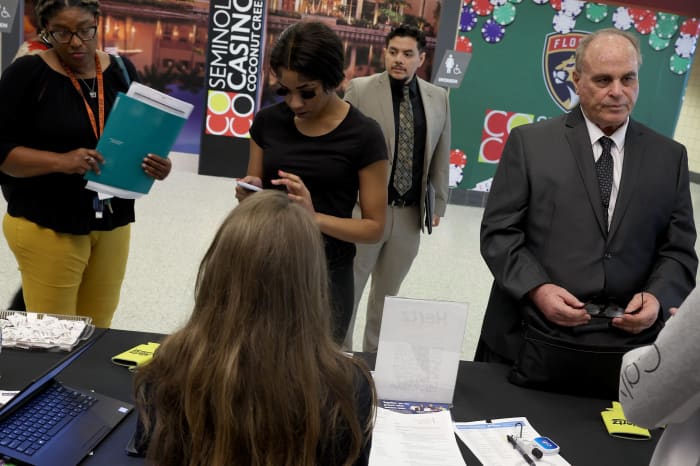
583;301;625;318
275;87;317;100
48;26;97;44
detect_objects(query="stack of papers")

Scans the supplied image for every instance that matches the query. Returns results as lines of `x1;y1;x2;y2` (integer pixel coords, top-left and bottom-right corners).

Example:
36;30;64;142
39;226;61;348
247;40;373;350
369;408;466;466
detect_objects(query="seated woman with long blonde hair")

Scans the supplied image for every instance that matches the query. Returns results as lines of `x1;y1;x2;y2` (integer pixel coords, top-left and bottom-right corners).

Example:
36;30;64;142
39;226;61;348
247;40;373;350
132;190;376;466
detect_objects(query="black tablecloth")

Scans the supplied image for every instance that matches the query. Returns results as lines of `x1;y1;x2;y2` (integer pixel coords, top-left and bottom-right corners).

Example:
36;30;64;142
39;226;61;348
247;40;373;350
1;330;659;465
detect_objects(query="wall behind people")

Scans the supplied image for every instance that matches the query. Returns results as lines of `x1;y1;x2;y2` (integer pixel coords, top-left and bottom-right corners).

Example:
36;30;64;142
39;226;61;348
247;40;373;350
447;2;699;199
675;58;700;174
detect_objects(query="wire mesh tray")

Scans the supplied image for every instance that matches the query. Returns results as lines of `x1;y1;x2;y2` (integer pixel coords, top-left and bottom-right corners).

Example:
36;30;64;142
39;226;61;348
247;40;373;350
0;311;95;352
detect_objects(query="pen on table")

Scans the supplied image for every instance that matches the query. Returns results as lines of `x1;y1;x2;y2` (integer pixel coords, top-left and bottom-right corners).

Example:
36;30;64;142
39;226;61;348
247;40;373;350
507;434;536;465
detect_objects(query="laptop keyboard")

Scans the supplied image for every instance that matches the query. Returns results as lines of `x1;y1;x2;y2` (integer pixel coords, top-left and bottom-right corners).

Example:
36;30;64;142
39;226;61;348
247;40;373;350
0;381;96;457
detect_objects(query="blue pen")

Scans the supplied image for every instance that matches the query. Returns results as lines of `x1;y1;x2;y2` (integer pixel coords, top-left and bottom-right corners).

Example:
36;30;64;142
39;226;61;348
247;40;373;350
507;434;536;465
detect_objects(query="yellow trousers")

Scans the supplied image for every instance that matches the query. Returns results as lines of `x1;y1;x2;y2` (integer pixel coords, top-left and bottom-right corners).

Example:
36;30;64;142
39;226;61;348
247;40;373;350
3;214;130;327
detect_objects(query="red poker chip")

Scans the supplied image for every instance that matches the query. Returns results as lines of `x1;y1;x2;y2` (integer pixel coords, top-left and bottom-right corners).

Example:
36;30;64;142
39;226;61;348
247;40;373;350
627;8;649;21
473;0;494;15
634;14;656;35
680;18;700;37
455;35;473;53
550;0;561;11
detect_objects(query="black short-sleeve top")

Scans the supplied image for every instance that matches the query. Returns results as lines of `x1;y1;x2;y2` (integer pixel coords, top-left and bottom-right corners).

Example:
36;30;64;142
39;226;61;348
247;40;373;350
0;54;139;234
249;102;387;266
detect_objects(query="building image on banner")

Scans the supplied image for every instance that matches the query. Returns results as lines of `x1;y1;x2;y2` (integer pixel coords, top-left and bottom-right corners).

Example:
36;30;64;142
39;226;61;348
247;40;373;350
13;1;210;154
199;0;449;177
449;1;699;195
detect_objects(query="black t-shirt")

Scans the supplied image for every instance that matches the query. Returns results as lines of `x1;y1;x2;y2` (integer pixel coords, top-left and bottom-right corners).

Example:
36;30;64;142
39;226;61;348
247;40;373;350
0;54;138;234
250;102;387;266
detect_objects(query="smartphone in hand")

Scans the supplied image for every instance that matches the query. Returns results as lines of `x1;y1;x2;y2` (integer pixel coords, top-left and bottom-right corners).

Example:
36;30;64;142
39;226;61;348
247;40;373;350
236;180;262;192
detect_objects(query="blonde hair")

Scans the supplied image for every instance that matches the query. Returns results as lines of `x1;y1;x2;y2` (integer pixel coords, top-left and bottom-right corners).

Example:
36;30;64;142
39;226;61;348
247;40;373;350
134;190;375;466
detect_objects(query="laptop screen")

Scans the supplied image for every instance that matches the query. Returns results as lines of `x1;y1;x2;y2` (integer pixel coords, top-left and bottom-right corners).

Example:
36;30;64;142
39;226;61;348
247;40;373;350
0;335;100;418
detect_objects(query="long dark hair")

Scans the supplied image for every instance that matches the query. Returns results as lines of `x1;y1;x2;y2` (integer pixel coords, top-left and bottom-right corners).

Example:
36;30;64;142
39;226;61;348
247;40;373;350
134;191;375;465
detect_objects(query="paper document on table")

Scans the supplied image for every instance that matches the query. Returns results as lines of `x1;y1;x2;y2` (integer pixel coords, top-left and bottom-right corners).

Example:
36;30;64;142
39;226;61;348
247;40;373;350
369;407;466;466
373;297;468;403
454;417;570;466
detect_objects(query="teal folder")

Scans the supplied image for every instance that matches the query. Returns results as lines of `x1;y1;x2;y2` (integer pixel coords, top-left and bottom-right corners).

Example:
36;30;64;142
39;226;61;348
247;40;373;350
85;93;187;198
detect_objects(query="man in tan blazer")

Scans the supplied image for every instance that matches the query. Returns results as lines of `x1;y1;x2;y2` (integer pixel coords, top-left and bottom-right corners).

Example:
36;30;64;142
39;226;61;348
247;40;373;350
344;24;451;351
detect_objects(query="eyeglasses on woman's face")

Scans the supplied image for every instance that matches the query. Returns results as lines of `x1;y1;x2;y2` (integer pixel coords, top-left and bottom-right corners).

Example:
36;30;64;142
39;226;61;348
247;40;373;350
48;25;97;44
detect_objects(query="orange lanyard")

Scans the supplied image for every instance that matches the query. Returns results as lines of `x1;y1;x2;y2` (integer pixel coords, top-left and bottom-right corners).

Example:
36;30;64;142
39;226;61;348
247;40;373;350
61;54;105;140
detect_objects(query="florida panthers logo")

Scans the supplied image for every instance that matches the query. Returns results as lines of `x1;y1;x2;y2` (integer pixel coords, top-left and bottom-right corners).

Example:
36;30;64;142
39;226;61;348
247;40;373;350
543;32;589;112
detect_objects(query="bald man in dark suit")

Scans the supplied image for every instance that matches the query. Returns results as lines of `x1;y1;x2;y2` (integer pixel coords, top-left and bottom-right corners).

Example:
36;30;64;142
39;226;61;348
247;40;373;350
477;29;697;396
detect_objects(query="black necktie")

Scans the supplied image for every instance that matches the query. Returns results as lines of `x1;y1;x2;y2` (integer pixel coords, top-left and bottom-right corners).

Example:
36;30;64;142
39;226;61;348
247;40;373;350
393;85;413;196
596;136;614;227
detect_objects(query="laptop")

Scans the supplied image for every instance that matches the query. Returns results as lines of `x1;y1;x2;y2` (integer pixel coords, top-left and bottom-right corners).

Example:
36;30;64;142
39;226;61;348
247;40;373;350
0;334;134;466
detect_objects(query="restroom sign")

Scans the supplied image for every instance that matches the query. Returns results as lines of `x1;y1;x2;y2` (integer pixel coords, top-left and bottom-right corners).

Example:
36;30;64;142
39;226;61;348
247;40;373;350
0;0;18;33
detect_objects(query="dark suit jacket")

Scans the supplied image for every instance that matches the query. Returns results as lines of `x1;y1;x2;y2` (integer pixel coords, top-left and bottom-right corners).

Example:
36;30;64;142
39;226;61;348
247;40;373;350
479;106;697;361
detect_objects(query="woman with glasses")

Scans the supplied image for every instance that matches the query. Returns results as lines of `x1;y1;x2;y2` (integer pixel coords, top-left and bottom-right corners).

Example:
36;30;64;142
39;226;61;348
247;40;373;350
0;0;171;327
132;190;376;465
235;21;388;344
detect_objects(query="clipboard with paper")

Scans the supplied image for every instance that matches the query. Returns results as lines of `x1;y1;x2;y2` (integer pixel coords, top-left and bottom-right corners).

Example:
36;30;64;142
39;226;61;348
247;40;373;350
84;82;193;199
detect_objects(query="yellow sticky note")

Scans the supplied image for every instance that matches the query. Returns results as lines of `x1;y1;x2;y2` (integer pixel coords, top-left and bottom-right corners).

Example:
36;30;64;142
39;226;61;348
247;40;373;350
112;342;160;370
601;409;651;440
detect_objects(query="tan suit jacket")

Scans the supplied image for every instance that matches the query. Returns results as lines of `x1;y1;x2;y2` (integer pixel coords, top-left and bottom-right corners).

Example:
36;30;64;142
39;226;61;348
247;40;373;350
345;71;450;229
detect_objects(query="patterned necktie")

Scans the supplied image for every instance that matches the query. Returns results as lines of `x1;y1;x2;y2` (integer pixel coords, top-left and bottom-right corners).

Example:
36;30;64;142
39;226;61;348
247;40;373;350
596;136;614;227
393;85;414;196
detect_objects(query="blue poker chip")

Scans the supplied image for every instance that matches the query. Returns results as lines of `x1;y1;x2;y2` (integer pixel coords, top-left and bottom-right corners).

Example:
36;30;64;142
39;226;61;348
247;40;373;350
674;33;697;59
481;18;505;43
460;6;479;31
553;10;576;34
612;7;633;30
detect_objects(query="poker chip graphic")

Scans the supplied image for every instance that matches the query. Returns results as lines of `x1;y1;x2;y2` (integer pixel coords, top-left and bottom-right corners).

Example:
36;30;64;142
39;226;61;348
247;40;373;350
654;13;679;39
482;18;505;43
508;0;523;4
473;0;494;16
648;31;671;51
674;33;697;58
680;18;700;37
553;11;576;34
493;3;516;26
670;54;691;75
455;35;473;53
549;0;561;11
489;0;508;6
561;0;584;17
633;11;656;35
584;2;607;23
460;6;479;32
462;0;472;5
612;7;633;31
531;0;548;5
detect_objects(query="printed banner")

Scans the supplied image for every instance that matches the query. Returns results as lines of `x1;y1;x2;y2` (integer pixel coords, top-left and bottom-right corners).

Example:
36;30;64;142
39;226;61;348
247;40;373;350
199;0;267;177
449;1;699;193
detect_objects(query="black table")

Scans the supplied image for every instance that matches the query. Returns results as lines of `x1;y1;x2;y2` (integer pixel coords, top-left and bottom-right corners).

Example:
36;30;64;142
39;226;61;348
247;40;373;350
1;329;659;465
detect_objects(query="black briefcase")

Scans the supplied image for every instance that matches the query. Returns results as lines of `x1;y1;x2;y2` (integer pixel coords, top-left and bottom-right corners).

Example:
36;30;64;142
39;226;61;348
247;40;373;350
509;304;663;399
